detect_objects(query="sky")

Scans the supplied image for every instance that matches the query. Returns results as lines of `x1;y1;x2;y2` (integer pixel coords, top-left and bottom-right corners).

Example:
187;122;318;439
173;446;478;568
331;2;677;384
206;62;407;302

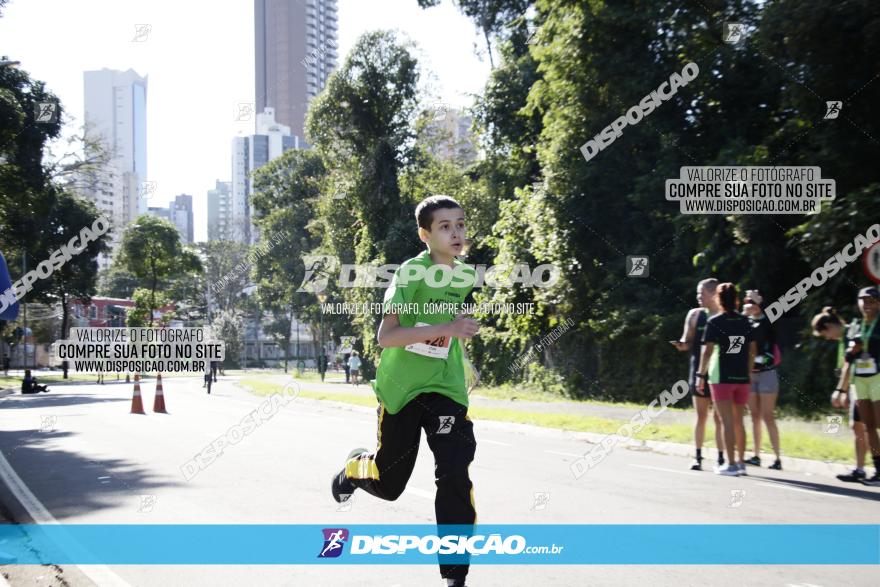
0;0;492;242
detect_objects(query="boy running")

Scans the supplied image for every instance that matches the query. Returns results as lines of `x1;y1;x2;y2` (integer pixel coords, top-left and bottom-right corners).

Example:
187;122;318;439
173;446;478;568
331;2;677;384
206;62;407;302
330;195;479;587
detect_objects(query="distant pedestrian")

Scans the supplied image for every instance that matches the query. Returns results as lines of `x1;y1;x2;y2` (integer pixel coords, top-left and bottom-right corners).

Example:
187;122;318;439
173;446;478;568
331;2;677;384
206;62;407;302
348;351;362;386
672;277;725;471
743;289;782;470
696;282;756;477
813;306;869;482
21;369;49;394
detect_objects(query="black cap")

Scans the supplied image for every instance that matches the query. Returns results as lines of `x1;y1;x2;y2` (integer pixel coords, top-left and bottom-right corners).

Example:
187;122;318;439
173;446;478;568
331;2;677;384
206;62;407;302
858;286;880;299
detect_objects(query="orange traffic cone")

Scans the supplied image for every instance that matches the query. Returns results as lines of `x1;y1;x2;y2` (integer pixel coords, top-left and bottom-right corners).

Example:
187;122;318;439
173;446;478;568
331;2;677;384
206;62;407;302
130;374;146;414
153;372;167;414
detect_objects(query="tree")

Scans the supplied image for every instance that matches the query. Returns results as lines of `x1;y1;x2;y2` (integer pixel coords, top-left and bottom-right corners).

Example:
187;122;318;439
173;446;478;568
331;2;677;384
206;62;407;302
0;55;64;253
212;310;243;369
42;191;111;351
117;215;202;326
251;149;324;372
306;30;423;366
98;264;140;299
200;240;254;315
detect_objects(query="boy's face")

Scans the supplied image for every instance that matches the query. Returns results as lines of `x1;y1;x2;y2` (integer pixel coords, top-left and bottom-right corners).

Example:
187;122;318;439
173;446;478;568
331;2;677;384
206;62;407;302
420;206;466;256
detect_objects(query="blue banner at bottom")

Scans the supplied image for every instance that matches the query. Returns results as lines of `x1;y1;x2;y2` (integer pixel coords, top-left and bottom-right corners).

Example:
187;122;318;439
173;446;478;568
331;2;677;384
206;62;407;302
0;525;877;565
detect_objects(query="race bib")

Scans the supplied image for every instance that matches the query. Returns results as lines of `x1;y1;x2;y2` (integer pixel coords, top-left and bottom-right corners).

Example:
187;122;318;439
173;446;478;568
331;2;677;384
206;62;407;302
855;354;878;376
405;322;451;359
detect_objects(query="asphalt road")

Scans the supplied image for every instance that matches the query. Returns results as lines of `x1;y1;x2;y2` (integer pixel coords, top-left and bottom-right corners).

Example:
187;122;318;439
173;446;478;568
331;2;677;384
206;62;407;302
0;377;878;587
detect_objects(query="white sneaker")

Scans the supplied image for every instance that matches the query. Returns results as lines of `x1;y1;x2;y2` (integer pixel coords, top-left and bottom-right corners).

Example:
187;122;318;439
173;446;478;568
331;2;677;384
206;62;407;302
716;464;740;476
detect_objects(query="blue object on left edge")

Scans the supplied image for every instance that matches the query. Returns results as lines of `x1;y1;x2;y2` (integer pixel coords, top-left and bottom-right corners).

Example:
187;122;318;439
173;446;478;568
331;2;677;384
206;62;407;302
0;249;19;321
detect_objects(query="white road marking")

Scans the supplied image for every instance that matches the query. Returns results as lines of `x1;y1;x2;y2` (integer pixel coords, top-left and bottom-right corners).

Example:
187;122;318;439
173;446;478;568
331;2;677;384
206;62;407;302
404;486;434;500
544;450;584;459
0;447;132;586
629;464;700;476
756;481;850;500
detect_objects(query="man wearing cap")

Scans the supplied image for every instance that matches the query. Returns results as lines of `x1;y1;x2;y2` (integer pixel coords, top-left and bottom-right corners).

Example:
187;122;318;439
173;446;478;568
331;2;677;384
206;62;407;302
842;286;880;485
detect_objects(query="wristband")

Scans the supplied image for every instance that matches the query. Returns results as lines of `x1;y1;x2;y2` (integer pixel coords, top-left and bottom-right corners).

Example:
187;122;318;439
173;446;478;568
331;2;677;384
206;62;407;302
835;388;847;393
695;373;706;379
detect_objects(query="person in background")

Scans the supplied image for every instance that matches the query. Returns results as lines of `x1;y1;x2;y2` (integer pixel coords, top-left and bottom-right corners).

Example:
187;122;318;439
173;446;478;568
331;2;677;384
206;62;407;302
697;282;756;476
673;277;725;471
743;289;782;470
842;287;880;486
812;306;869;482
348;351;362;386
21;369;49;394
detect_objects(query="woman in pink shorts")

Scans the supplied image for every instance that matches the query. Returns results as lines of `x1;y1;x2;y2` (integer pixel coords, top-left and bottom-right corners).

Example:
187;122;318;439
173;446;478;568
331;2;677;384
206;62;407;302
696;282;757;476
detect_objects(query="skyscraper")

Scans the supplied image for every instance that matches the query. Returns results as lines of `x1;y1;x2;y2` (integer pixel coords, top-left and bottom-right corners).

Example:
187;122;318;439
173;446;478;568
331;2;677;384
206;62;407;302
231;108;299;243
255;0;338;141
82;68;148;268
171;194;194;244
207;180;233;241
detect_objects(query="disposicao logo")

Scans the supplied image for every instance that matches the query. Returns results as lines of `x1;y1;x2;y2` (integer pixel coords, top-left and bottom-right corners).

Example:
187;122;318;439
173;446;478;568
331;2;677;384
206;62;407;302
318;528;349;558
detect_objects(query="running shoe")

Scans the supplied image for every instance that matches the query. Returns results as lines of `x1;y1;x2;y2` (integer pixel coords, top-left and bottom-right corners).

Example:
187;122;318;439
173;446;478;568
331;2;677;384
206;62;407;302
444;580;467;587
768;459;782;471
331;448;368;503
716;464;740;476
690;459;702;471
836;469;866;483
860;473;880;487
745;456;761;466
737;462;748;476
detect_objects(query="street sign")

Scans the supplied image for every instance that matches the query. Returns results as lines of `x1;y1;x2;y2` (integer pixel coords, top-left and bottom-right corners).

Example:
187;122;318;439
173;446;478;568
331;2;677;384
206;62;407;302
864;240;880;284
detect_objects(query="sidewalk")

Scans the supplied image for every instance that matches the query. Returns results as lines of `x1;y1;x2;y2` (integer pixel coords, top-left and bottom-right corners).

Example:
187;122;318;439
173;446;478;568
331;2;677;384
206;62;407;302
249;373;859;480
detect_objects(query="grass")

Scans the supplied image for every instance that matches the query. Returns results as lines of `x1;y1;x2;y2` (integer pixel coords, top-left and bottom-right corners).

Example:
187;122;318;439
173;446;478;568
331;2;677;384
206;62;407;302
0;373;99;385
236;377;854;463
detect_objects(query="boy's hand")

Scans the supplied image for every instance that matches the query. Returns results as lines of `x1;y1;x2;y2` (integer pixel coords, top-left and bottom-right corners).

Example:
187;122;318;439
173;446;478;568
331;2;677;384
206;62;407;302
447;314;480;339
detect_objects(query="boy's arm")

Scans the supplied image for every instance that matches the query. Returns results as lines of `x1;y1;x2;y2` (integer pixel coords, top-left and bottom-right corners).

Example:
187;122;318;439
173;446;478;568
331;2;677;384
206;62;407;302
377;313;479;349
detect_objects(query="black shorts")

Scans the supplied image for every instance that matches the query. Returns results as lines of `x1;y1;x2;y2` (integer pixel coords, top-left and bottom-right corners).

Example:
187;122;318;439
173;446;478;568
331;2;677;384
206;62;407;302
688;370;710;398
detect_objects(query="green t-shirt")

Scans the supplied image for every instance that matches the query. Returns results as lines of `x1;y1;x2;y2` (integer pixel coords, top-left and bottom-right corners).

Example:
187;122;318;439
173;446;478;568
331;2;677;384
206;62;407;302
371;250;476;414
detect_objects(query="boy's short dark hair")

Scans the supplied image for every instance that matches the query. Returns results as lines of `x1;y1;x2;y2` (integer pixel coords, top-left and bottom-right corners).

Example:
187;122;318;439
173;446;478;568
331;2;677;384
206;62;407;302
415;195;463;231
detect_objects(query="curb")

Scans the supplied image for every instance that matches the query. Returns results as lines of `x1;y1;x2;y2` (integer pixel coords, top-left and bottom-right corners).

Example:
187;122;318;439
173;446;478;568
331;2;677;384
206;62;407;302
285;393;857;480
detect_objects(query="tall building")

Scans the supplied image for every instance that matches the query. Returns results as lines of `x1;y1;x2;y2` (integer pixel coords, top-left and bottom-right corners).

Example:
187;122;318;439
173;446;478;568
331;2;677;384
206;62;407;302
171;194;194;244
207;180;233;241
231;108;299;243
255;0;338;141
82;68;148;268
146;195;193;244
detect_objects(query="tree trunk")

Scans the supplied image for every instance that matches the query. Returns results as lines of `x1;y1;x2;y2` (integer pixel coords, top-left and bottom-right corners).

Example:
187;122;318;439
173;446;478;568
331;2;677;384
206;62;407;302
60;292;69;379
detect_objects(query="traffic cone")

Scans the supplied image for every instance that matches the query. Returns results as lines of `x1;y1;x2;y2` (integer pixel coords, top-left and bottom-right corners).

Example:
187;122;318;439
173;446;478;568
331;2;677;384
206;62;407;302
130;374;146;415
153;372;167;414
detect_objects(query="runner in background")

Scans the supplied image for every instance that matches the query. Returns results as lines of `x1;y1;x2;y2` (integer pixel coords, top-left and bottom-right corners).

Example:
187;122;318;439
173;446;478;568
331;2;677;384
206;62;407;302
696;282;756;476
812;306;869;482
847;287;880;485
673;278;725;470
743;290;782;470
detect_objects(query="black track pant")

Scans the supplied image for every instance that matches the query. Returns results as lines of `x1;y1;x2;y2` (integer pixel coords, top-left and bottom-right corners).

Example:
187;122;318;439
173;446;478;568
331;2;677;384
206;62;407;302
345;392;477;581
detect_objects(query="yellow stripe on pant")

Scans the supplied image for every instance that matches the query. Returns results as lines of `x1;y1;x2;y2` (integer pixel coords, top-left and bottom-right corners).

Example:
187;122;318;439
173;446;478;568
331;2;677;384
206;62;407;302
345;453;380;480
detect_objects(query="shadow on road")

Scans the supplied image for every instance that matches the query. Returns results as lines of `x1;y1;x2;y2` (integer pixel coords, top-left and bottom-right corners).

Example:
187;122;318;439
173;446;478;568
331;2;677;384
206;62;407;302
0;428;180;520
758;475;880;502
0;394;127;410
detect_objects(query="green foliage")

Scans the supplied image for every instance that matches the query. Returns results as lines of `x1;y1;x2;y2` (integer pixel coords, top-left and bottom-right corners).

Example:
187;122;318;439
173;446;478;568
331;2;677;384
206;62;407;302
212;310;243;368
118;214;202;326
127;288;172;327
